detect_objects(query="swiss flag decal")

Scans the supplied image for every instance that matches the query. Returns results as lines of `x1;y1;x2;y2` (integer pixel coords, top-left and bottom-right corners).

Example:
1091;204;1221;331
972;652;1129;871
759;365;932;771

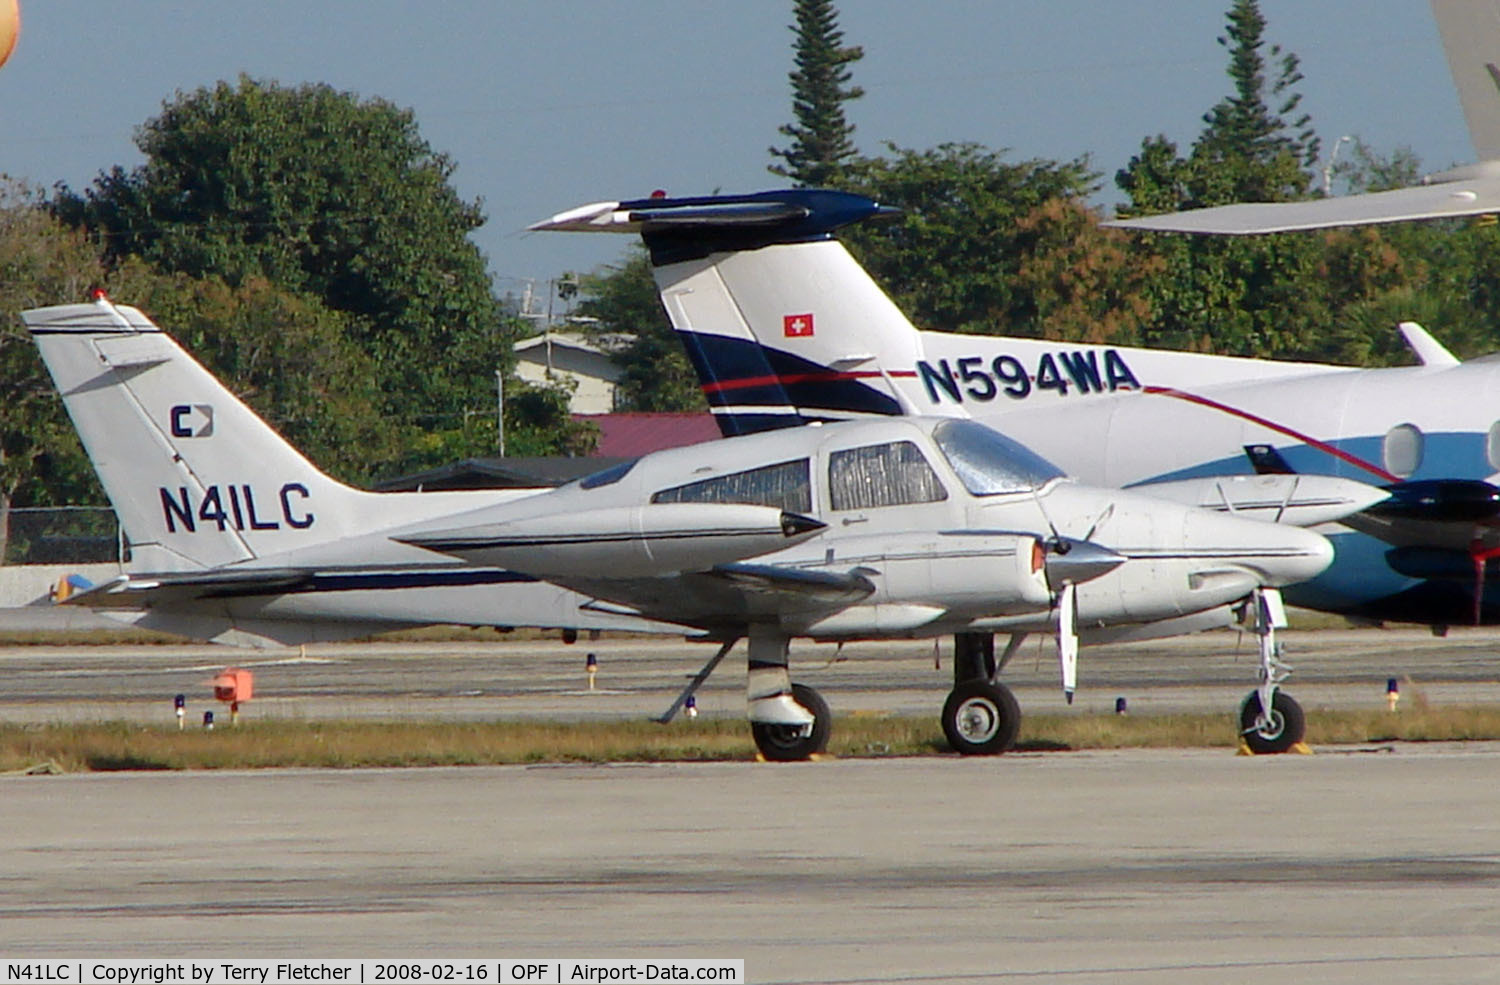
783;313;814;337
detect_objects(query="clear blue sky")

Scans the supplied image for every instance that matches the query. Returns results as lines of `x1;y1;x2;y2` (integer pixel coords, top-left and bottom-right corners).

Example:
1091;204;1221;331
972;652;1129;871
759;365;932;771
0;1;1467;301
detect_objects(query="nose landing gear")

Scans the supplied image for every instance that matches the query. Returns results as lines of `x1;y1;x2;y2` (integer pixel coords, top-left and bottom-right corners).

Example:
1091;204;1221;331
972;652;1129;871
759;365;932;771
1239;588;1307;754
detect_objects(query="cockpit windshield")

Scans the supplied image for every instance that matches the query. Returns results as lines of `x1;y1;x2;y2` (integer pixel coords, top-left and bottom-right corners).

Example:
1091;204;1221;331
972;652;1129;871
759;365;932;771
932;419;1066;496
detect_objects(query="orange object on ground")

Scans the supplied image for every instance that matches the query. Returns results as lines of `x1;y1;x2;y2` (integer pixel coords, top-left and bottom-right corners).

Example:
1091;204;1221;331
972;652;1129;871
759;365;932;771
212;668;254;704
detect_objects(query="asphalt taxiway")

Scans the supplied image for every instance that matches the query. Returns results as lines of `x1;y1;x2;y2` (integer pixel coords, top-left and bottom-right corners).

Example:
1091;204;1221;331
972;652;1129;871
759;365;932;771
1;626;1499;725
4;750;1500;983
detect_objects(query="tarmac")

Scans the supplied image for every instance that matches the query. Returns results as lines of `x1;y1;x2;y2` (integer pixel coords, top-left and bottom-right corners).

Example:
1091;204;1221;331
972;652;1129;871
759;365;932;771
3;627;1500;982
3;752;1500;983
0;626;1497;726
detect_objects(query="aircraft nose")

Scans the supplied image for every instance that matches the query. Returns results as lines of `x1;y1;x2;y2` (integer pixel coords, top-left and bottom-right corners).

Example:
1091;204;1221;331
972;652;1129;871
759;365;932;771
1184;510;1334;587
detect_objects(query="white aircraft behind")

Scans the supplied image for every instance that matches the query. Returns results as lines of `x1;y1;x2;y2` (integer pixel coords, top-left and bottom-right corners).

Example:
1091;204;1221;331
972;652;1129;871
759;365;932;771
25;296;1337;757
534;189;1500;633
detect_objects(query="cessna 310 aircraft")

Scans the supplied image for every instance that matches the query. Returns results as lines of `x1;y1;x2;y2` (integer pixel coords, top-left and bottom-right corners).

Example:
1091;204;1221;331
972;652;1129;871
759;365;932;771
24;295;1340;757
533;187;1500;633
390;415;1335;758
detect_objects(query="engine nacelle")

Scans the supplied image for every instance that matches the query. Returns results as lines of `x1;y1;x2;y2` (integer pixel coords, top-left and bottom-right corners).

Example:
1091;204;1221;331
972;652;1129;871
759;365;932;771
795;530;1051;637
397;503;825;578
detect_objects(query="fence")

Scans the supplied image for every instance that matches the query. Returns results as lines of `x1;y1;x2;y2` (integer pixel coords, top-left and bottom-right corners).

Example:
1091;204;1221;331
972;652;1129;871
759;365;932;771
2;506;124;565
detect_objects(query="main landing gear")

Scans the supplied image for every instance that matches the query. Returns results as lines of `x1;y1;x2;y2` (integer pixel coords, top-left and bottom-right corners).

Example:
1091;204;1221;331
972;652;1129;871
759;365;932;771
942;631;1024;756
657;629;832;762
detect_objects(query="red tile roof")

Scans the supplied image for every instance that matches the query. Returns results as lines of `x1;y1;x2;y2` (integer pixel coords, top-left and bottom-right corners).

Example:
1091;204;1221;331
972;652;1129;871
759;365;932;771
574;413;720;457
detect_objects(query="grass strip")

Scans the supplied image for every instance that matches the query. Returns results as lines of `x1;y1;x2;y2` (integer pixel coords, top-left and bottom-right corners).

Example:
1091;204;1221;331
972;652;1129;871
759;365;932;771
5;706;1500;772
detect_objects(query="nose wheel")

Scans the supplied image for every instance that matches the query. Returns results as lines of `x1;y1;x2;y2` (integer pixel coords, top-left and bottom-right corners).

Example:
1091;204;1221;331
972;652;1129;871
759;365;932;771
1239;688;1306;754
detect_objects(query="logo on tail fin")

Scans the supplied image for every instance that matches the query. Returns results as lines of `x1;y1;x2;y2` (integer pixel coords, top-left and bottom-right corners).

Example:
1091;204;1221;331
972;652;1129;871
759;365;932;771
170;404;215;438
783;313;814;338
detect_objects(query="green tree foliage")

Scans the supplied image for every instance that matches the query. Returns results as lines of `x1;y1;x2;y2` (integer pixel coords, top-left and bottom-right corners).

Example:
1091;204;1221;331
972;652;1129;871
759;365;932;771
1112;0;1345;358
103;267;398;483
0;179;108;517
50;77;518;469
768;0;864;187
503;381;600;457
1193;0;1318;203
573;247;704;412
1009;197;1161;345
841;143;1115;336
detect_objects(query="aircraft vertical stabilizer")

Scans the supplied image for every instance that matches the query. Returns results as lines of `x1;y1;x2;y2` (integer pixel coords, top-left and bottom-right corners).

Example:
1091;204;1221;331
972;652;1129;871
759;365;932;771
532;190;946;435
1432;0;1500;161
23;296;399;571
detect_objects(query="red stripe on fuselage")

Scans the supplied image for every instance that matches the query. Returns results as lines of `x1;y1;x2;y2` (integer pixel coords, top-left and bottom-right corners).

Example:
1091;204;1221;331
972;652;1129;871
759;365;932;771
696;365;1398;483
1143;385;1399;483
700;369;918;395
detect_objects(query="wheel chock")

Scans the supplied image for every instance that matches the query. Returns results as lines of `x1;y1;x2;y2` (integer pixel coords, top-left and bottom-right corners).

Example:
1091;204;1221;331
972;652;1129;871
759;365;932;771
1236;739;1315;756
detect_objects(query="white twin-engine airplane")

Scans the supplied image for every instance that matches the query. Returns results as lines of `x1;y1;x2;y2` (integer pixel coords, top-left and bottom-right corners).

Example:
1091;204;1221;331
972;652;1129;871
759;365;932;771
533;186;1500;634
24;296;1341;757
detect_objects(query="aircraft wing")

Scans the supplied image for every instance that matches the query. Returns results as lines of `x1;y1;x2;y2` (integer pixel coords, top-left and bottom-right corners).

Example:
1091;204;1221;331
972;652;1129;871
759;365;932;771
551;561;878;631
1103;176;1500;235
58;569;315;608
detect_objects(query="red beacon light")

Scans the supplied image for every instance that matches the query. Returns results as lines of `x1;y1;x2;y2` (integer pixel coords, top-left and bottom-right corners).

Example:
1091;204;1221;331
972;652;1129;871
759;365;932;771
89;287;110;302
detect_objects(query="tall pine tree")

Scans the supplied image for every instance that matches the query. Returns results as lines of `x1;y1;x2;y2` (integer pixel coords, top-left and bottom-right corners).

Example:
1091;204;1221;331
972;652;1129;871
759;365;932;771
768;0;864;187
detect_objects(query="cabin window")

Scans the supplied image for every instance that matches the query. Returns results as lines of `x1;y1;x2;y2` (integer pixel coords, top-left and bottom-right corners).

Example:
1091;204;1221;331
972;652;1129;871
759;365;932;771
828;441;948;510
651;458;812;512
1487;421;1500;471
1382;423;1424;479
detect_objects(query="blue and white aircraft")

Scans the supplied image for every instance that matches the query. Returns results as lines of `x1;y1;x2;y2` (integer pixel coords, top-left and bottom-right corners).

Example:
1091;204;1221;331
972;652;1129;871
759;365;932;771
534;188;1500;630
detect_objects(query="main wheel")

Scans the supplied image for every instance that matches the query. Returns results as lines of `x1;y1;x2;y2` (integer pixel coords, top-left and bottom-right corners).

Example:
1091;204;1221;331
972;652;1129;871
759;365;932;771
942;680;1021;755
750;683;831;762
1238;689;1306;754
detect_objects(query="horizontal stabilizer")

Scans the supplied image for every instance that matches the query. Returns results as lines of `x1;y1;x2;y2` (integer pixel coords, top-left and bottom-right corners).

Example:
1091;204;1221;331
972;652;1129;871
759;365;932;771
59;569;314;608
1104;174;1500;235
532;189;900;264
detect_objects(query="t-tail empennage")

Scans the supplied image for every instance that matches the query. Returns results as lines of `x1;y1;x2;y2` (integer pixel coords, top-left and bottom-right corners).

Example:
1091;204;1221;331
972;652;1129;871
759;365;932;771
530;188;900;264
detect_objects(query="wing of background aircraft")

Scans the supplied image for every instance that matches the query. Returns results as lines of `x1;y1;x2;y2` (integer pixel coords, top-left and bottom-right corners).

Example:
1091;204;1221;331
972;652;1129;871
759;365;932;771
1102;172;1500;235
1104;0;1500;236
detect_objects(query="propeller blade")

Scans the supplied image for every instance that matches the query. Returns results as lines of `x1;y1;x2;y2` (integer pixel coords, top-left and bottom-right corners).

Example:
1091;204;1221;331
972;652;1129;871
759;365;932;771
1057;581;1078;704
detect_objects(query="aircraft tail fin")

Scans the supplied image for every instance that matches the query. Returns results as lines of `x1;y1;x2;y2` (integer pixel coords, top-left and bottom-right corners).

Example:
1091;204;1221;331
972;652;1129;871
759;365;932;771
23;296;380;571
533;190;945;435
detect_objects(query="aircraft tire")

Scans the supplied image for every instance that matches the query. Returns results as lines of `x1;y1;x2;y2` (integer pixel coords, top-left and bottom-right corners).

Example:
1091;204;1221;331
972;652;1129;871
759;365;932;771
1238;689;1306;754
942;680;1021;755
751;683;830;762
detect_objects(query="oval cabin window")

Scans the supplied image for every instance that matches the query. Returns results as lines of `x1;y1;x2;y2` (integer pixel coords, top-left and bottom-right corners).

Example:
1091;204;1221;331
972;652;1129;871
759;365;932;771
1382;423;1424;478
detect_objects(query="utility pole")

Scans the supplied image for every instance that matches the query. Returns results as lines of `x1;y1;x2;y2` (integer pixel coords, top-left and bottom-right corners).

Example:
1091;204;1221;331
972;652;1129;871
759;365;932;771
495;369;505;457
